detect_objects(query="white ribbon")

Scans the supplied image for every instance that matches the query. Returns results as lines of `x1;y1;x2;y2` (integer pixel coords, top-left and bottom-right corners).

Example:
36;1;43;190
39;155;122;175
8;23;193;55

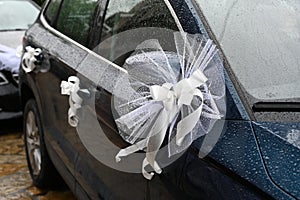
60;76;89;127
22;46;42;73
115;35;225;180
116;69;221;179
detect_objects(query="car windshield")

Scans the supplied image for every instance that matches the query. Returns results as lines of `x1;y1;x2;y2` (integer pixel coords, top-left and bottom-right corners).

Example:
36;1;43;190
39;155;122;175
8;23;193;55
0;0;39;31
195;0;300;101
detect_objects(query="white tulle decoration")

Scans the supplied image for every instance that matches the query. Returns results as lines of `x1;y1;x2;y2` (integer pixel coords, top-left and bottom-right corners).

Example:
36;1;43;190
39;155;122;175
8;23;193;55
113;32;226;179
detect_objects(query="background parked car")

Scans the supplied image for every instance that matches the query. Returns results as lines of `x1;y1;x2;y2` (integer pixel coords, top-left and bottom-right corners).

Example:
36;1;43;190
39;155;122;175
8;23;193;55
20;0;299;199
0;0;39;120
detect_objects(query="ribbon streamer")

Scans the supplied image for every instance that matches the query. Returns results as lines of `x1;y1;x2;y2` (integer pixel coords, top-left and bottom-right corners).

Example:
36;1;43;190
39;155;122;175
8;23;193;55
61;76;89;127
114;32;226;179
22;46;42;73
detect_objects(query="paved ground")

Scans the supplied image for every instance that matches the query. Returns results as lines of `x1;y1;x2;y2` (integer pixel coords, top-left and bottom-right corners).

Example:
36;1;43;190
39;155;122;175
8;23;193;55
0;119;76;200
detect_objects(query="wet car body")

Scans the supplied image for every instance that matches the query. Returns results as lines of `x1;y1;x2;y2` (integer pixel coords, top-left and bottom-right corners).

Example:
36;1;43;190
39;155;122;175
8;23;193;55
19;0;299;199
0;0;39;120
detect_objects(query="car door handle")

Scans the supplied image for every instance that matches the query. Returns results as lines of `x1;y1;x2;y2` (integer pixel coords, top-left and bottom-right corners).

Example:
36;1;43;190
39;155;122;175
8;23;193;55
22;46;43;73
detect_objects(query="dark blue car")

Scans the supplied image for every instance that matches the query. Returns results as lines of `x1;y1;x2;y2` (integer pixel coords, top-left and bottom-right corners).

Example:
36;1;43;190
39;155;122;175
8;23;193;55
19;0;299;199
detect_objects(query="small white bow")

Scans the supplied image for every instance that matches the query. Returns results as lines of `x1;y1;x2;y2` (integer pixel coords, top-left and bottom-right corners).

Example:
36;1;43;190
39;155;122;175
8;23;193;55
61;76;89;127
22;46;42;73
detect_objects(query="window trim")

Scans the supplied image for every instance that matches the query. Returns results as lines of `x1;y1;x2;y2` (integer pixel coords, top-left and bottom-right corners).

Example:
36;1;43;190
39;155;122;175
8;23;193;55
40;0;125;72
44;0;63;27
40;0;184;74
52;0;99;46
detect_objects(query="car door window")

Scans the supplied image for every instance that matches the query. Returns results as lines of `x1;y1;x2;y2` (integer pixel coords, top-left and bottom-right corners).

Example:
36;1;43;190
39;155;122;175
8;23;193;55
55;0;98;46
44;0;62;26
93;0;179;65
101;0;178;40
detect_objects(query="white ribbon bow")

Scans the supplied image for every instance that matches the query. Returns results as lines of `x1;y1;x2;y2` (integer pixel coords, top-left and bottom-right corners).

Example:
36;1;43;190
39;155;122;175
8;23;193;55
61;76;89;127
22;46;42;73
116;69;220;179
150;69;208;146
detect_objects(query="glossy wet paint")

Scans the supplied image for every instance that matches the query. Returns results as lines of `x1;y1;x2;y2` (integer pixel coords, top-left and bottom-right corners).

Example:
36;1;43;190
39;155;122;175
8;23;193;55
19;0;299;199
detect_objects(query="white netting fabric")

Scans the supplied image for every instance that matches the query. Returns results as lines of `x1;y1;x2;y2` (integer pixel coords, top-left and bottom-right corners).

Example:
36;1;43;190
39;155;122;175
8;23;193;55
112;32;226;179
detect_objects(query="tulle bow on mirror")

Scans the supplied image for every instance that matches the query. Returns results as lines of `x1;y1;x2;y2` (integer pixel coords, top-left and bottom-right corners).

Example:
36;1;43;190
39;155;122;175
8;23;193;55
113;32;226;179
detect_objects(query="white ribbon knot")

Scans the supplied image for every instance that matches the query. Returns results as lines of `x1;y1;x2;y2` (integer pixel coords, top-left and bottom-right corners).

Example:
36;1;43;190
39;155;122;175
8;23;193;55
150;69;208;146
61;76;89;127
22;46;42;73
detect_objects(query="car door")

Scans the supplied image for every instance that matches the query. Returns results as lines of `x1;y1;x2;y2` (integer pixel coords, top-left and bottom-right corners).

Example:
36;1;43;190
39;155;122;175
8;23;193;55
72;0;191;199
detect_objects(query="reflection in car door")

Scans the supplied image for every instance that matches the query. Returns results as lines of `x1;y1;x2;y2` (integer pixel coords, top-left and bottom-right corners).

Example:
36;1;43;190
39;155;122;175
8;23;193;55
73;56;149;199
